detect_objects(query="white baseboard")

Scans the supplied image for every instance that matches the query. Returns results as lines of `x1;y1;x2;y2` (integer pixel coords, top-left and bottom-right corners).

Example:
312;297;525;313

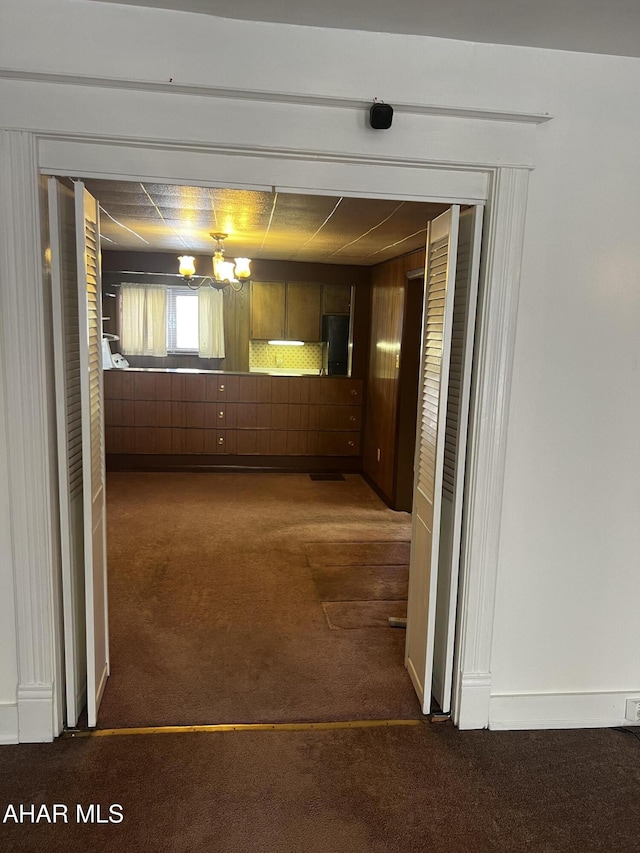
455;673;492;730
17;684;57;742
0;702;19;744
489;689;640;730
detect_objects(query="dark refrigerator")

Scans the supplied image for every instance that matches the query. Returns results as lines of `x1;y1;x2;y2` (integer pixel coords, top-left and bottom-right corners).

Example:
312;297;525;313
322;314;350;376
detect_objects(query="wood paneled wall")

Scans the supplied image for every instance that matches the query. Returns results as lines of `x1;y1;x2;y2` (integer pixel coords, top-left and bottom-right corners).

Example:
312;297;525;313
362;248;426;510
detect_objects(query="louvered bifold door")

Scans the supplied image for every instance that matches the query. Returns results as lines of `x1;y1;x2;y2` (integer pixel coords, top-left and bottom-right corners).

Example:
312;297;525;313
76;182;109;728
49;178;87;727
430;206;484;713
405;206;460;713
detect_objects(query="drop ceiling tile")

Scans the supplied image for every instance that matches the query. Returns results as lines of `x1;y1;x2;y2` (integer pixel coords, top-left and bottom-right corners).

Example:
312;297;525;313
82;178;446;264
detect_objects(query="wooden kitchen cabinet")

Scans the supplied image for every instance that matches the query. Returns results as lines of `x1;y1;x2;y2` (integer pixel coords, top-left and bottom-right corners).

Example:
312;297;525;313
104;371;363;461
250;280;321;342
323;283;351;315
286;282;322;342
250;281;286;340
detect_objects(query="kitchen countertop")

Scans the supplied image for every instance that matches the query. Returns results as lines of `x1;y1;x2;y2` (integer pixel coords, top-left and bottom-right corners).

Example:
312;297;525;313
105;367;351;378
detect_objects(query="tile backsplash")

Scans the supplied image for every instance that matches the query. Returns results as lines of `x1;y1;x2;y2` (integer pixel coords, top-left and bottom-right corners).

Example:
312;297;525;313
250;341;323;371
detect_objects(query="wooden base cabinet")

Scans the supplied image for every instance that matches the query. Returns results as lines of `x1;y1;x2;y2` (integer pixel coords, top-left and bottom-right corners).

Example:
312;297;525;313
104;371;363;460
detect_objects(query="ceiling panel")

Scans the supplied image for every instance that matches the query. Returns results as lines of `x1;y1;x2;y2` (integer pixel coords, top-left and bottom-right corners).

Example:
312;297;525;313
80;178;448;265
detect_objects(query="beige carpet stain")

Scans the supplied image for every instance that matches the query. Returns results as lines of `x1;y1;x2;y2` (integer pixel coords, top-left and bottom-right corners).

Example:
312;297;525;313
311;564;409;601
322;600;408;630
303;540;411;567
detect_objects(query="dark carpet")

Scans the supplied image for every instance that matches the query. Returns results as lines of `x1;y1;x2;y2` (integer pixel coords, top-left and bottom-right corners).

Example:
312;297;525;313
100;472;419;728
2;725;640;852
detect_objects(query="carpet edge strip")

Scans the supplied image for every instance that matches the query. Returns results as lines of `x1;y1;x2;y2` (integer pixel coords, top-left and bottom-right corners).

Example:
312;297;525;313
63;719;425;738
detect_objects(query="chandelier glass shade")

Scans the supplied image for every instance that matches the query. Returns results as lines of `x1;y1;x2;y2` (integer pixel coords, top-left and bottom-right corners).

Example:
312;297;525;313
178;255;196;278
178;233;251;289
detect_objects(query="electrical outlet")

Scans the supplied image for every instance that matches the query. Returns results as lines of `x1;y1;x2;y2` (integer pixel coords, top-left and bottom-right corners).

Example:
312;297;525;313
625;698;640;723
376;448;381;462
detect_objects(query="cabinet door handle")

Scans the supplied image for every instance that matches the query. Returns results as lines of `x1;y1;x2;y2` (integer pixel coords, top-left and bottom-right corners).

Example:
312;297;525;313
218;437;225;445
218;411;224;419
351;389;358;396
219;384;225;392
349;415;356;422
348;440;354;447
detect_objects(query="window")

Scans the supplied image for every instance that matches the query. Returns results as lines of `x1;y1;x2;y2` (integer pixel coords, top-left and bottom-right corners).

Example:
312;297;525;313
120;284;224;359
166;287;199;353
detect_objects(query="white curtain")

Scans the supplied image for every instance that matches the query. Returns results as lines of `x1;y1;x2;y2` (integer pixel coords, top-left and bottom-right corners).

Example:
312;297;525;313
198;287;226;359
120;285;167;357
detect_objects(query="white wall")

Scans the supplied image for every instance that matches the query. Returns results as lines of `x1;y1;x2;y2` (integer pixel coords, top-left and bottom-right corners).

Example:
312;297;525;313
489;87;640;726
0;347;19;742
1;0;639;730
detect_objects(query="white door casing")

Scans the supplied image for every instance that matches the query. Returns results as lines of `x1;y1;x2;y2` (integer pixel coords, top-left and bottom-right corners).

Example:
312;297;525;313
75;182;109;728
0;125;531;740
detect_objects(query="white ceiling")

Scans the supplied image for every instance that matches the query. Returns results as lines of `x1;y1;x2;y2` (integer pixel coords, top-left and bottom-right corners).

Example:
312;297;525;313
89;0;640;58
83;179;446;265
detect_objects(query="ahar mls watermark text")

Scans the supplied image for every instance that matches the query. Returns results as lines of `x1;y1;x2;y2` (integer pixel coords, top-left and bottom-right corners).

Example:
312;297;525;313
3;804;124;824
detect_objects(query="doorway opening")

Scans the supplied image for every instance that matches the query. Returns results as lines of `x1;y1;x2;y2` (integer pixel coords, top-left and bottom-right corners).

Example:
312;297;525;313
38;143;524;736
49;176;481;730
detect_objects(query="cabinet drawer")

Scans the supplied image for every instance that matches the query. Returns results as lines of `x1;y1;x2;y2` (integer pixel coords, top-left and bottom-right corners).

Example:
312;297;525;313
309;405;361;431
103;370;120;399
215;430;237;455
310;379;363;406
311;431;360;456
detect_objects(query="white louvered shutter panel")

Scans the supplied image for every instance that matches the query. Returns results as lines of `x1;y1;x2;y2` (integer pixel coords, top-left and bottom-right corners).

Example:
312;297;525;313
76;183;110;728
429;206;484;714
49;178;87;727
442;228;472;500
405;206;460;714
417;232;450;502
85;213;104;490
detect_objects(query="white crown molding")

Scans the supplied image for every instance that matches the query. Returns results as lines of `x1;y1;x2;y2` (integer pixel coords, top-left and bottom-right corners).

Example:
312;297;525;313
37;135;508;193
0;130;59;742
452;167;530;729
0;68;553;125
37;133;527;175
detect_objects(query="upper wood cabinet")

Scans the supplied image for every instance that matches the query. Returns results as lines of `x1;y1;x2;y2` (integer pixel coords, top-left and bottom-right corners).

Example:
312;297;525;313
250;281;286;340
323;283;352;315
250;281;322;342
286;282;321;342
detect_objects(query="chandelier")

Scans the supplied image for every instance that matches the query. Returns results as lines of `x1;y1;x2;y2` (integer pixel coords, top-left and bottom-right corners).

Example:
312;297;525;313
178;233;251;290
